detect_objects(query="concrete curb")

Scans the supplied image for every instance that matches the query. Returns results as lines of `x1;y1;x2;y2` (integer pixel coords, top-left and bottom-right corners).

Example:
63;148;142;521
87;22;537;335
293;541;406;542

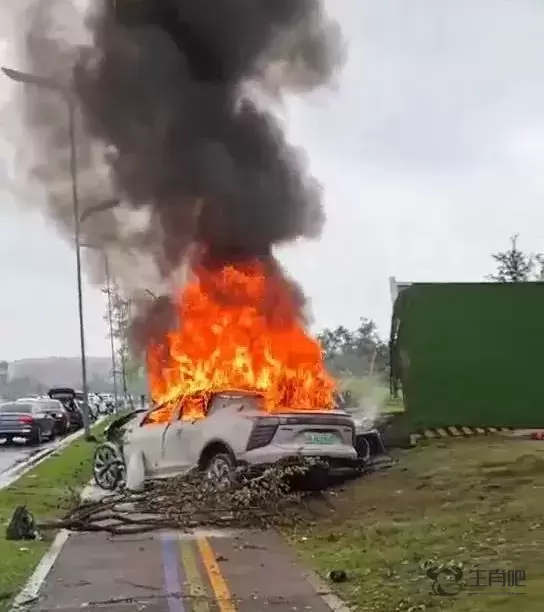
303;568;354;612
0;416;108;491
8;417;109;612
10;530;71;611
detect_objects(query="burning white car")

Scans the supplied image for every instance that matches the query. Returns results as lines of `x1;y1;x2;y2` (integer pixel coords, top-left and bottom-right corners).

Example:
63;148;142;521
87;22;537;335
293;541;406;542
93;390;370;492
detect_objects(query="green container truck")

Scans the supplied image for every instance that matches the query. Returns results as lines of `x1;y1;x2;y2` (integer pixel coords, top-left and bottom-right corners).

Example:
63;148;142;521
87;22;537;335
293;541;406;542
389;282;544;430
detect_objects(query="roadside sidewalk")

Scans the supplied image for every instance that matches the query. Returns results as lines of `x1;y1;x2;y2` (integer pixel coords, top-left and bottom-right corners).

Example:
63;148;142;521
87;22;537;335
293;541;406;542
17;528;344;612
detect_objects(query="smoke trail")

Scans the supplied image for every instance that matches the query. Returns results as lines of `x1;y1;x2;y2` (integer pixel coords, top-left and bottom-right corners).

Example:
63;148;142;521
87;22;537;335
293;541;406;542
13;0;344;346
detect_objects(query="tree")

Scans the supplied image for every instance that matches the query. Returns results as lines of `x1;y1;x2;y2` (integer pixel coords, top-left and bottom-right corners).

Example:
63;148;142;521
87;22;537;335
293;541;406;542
317;318;389;378
106;286;148;403
488;234;537;282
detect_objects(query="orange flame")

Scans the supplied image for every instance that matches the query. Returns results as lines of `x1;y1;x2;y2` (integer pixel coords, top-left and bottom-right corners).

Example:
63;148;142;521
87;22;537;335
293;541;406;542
147;256;336;421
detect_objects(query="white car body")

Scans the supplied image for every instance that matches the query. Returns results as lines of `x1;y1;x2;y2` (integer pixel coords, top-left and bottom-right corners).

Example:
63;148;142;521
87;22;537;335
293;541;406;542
119;391;359;491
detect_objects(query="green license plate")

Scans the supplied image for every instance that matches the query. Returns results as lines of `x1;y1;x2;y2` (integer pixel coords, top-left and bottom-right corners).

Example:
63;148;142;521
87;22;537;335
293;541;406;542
306;432;336;445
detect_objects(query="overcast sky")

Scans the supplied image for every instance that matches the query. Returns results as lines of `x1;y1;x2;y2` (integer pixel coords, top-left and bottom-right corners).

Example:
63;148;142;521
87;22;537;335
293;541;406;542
2;0;544;360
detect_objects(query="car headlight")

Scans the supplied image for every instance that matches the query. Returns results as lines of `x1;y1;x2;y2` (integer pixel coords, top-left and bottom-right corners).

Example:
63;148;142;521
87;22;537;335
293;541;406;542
355;418;374;433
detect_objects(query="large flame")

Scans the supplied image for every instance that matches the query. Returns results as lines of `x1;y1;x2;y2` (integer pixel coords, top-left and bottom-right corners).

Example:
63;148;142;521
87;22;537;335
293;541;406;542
147;254;336;421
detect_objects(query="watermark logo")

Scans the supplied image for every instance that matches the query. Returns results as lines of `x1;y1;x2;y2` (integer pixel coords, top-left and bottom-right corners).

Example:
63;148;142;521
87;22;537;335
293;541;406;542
426;566;463;597
426;565;526;597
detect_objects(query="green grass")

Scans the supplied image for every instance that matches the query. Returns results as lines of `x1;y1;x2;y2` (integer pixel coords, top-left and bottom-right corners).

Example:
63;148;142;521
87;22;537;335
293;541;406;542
0;420;111;610
340;376;405;414
289;437;544;611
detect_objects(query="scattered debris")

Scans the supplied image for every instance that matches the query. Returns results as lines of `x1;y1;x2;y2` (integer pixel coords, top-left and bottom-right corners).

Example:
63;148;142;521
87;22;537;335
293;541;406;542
6;505;40;541
328;570;348;583
35;459;329;535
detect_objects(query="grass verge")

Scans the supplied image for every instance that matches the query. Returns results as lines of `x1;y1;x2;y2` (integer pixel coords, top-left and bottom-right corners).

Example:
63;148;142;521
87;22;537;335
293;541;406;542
340;376;405;415
0;419;111;610
289;437;544;612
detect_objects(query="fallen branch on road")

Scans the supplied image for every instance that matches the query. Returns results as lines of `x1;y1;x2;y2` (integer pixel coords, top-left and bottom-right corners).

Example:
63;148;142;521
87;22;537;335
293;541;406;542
36;459;327;535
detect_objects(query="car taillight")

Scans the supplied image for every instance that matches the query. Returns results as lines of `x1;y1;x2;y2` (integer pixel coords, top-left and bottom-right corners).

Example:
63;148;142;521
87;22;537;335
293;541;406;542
246;417;279;451
19;416;33;424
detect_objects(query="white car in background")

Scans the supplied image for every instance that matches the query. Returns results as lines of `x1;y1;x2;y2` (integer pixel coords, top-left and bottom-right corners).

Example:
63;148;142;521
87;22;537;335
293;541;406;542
93;390;365;491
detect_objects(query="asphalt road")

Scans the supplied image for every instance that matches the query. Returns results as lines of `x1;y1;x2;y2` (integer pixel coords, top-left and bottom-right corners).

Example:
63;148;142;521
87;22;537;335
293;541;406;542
0;437;58;476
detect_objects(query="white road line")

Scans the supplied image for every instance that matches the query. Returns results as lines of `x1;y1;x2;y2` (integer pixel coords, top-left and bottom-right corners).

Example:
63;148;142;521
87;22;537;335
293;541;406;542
7;417;111;610
10;530;71;612
303;569;354;612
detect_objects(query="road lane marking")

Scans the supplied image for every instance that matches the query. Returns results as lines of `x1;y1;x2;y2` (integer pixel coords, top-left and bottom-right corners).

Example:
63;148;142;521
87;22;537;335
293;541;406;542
161;532;186;612
197;536;237;612
180;538;210;612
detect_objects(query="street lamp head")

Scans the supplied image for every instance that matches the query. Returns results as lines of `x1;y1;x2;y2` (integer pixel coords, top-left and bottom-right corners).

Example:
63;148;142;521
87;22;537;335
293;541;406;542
2;66;71;99
80;198;121;224
2;67;25;83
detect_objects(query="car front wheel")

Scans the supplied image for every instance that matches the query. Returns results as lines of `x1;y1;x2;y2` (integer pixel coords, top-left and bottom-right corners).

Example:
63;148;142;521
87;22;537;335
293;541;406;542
93;443;125;490
205;453;234;489
355;435;371;462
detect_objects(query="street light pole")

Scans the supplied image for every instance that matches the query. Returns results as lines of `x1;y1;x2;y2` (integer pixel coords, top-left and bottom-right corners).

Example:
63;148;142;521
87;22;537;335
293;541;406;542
103;255;119;410
68;100;91;437
82;245;119;411
2;66;92;438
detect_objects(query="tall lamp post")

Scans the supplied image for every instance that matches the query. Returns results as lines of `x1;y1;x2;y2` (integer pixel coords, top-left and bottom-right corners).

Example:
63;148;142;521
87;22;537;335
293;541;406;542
2;66;93;438
81;244;118;411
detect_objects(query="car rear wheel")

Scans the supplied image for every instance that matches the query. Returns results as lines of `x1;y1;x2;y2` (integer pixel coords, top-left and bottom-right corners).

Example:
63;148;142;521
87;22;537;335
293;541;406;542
205;453;234;489
93;443;125;490
29;428;42;446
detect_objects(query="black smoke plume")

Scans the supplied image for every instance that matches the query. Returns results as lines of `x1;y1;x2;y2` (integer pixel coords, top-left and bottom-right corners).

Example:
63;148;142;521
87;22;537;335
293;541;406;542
16;0;344;350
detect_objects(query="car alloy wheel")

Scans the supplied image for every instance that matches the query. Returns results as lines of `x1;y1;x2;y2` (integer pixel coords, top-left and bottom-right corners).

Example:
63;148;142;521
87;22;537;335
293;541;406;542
93;443;125;490
355;435;371;462
206;453;234;489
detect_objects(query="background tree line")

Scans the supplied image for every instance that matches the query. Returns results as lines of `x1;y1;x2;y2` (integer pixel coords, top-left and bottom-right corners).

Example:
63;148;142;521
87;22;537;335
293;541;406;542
317;318;389;379
489;233;544;282
104;285;148;401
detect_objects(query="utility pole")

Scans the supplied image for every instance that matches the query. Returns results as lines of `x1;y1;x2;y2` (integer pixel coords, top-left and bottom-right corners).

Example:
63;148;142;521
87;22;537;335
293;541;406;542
2;66;92;438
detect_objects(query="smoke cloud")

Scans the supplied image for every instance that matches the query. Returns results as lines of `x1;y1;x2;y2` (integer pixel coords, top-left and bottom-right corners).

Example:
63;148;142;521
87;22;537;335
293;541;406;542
13;0;344;349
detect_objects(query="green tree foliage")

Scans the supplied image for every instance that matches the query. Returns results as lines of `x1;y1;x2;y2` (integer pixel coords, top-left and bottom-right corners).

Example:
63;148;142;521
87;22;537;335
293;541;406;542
317;318;389;378
104;286;148;400
488;234;542;282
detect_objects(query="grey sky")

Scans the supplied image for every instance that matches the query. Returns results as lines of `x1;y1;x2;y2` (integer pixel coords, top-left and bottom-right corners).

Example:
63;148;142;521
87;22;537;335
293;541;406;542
2;0;544;359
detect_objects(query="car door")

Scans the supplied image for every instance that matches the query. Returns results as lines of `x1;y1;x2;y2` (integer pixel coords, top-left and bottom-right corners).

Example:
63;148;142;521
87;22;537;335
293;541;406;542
161;395;208;476
129;402;178;478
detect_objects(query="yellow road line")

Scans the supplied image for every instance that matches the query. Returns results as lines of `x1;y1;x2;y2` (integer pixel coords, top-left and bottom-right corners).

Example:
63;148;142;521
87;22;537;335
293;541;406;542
196;536;237;612
180;538;209;612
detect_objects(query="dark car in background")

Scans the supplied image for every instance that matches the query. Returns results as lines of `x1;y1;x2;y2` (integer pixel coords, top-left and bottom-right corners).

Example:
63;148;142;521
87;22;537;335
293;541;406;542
47;388;84;431
75;399;97;423
29;398;70;436
0;401;56;445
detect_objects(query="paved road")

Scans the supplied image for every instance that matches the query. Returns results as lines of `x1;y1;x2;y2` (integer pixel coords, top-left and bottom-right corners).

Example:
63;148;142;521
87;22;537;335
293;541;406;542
0;438;58;475
29;529;337;612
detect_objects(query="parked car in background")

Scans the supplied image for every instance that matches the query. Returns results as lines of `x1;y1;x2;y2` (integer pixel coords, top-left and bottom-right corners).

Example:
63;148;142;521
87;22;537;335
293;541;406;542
0;400;56;444
47;388;83;431
17;397;70;436
75;399;97;422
